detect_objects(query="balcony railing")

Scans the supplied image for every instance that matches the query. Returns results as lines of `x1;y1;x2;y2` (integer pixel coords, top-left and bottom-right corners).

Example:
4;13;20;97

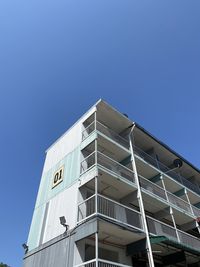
167;191;192;214
147;216;200;252
133;145;200;196
80;151;135;184
74;259;132;267
139;176;167;201
82;121;96;141
192;206;200;217
77;194;143;231
82;120;129;149
77;195;200;255
139;175;194;216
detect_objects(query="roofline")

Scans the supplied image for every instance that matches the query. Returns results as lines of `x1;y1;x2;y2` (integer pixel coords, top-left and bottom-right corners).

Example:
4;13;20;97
45;98;102;153
135;122;200;174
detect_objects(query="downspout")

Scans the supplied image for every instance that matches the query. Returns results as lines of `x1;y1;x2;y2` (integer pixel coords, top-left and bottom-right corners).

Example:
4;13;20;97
128;124;155;267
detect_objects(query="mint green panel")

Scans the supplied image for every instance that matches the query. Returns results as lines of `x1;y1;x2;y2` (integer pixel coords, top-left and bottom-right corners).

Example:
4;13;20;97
35;145;80;208
27;205;45;250
28;146;81;250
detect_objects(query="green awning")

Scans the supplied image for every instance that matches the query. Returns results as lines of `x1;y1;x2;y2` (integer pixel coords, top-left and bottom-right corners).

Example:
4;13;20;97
150;236;200;256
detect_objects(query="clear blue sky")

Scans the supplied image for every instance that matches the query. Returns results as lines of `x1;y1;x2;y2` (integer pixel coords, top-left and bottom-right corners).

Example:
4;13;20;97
0;0;200;266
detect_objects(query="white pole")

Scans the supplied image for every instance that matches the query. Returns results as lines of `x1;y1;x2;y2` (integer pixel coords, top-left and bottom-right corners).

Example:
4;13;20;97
129;125;155;267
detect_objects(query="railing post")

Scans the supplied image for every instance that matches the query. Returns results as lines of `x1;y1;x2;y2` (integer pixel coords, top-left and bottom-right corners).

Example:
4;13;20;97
129;125;155;267
185;188;195;216
94;111;97;131
170;207;180;242
95;231;98;266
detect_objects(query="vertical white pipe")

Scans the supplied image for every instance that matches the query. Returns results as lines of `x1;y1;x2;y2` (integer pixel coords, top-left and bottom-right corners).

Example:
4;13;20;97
129;125;155;267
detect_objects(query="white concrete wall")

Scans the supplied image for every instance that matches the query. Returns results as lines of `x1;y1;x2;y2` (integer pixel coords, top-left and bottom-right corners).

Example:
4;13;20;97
43;106;96;173
42;181;79;243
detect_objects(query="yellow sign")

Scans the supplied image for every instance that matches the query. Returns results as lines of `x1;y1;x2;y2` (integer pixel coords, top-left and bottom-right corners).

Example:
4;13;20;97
52;166;64;189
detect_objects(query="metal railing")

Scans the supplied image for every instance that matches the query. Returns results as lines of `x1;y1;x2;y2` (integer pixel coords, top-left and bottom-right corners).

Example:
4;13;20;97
82;121;96;141
139;176;167;201
77;194;143;231
96;121;129;149
147;216;178;241
192;206;200;217
147;216;200;252
78;195;96;222
80;151;135;184
74;259;132;267
178;229;200;251
80;152;96;173
97;152;135;183
139;175;194;216
133;145;200;196
75;259;96;267
81;120;129;149
167;191;192;214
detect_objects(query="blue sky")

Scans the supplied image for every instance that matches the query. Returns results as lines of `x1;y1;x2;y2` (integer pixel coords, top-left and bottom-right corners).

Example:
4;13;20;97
0;0;200;266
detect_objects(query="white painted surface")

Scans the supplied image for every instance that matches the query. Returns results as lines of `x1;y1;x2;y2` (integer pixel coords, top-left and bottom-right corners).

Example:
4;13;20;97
43;182;79;243
43;106;96;173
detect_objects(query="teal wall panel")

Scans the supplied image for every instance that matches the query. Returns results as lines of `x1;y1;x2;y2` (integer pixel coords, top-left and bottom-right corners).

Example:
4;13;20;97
28;145;80;250
35;146;80;208
27;205;45;250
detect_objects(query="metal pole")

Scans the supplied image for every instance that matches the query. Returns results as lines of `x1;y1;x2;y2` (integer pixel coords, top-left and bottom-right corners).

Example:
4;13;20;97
95;175;98;266
95;232;98;266
129;125;155;267
170;207;180;242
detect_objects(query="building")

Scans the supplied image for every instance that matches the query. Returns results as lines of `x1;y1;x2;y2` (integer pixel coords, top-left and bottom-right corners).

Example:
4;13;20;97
23;99;200;267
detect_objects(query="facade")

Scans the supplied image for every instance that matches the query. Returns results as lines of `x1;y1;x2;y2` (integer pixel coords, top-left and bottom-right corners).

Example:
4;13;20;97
23;100;200;267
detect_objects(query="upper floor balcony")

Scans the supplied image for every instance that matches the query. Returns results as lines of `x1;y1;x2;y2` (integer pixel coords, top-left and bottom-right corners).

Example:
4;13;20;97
80;150;136;192
77;193;200;257
82;120;130;151
134;145;200;200
139;175;200;218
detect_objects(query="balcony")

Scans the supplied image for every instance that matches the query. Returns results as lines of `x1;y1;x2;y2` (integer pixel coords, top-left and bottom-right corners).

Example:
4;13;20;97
80;151;135;185
147;216;200;253
133;145;200;197
139;175;195;217
82;121;129;150
74;259;132;267
77;194;142;232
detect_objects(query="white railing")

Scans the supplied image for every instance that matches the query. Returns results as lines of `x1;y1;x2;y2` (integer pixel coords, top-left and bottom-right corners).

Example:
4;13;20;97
80;152;96;173
82;121;96;141
167;191;192;214
139;176;167;201
147;216;178;241
192;206;200;217
74;259;132;267
139;175;194;217
96;121;129;149
133;145;200;196
80;151;135;184
178;229;200;251
147;216;200;252
81;120;129;149
97;152;135;183
77;194;143;231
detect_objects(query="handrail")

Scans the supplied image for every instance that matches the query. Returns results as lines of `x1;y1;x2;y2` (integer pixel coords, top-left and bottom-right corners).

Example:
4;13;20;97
139;174;194;216
97;151;133;173
80;151;96;165
74;259;96;267
98;194;141;215
74;259;132;267
78;194;95;206
99;259;132;267
133;145;200;197
96;121;129;145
